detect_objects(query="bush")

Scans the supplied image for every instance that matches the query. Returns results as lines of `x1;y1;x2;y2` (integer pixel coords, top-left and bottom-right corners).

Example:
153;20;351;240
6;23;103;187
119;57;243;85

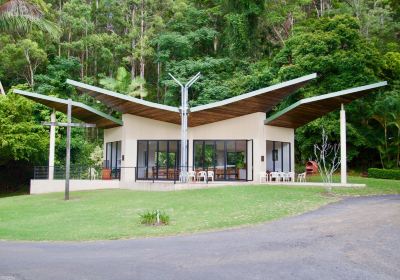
368;168;400;180
139;210;170;226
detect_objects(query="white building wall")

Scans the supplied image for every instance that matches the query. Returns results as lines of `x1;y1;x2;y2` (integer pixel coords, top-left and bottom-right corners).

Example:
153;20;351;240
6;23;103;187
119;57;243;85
103;112;295;183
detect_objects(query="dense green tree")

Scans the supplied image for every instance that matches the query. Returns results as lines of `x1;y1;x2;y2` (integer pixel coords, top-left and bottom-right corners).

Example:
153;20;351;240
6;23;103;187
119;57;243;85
0;37;47;88
271;15;386;165
0;92;48;165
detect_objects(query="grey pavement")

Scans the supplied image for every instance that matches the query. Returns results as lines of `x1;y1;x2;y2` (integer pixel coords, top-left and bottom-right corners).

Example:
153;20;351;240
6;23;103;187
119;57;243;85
0;195;399;280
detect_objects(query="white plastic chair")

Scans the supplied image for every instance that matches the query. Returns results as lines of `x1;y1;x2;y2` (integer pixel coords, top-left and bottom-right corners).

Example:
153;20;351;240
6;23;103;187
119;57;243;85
188;171;196;182
197;171;207;182
286;172;294;182
89;167;98;180
179;171;188;182
278;172;286;182
281;172;288;182
297;172;306;182
270;172;280;182
259;171;268;183
207;171;214;182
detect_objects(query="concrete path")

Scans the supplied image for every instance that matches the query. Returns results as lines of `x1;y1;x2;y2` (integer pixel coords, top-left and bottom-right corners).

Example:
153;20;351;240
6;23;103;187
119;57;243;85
0;195;399;280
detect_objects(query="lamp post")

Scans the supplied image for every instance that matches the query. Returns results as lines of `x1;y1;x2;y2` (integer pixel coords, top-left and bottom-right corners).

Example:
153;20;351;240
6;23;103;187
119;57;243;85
169;72;201;182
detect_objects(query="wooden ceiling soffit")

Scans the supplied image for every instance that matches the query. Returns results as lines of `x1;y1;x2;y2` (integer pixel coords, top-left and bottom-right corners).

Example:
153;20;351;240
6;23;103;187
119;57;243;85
13;89;123;129
67;79;180;124
67;74;317;127
188;73;317;127
264;81;388;129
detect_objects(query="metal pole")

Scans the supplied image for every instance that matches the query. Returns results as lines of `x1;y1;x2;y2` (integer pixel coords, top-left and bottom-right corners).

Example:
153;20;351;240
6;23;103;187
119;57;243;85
65;99;72;200
169;73;201;183
183;85;188;173
49;109;56;180
180;86;186;179
340;103;347;185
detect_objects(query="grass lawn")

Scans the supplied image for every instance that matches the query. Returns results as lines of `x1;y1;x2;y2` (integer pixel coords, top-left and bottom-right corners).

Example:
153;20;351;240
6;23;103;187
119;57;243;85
0;176;399;241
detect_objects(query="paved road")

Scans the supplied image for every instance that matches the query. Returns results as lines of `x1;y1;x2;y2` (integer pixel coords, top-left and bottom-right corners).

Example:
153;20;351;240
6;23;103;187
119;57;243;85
0;195;399;280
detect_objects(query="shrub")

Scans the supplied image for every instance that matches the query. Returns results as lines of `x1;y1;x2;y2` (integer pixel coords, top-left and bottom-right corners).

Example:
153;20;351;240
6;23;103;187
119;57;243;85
368;168;400;180
139;210;170;226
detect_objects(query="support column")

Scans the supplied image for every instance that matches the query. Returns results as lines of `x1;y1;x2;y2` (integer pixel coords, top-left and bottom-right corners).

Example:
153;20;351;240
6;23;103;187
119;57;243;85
340;104;347;184
48;109;56;179
65;99;72;200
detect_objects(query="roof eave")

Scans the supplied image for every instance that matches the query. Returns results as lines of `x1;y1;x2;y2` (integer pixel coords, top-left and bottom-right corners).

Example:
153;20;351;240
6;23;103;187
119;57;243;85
190;73;317;113
67;79;180;113
13;89;123;127
264;81;388;126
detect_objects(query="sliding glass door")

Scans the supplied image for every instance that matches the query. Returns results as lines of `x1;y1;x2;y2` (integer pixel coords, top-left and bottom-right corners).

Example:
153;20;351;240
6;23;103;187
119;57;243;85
193;140;248;181
105;141;121;179
136;140;182;180
266;141;291;172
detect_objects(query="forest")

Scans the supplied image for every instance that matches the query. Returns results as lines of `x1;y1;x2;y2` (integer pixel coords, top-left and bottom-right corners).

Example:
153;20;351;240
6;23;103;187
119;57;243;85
0;0;399;191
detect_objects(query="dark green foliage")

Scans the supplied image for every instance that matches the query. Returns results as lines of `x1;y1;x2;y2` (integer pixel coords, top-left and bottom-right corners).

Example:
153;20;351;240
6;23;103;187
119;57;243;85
368;168;400;180
34;57;81;97
271;15;397;167
139;210;170;226
0;93;48;165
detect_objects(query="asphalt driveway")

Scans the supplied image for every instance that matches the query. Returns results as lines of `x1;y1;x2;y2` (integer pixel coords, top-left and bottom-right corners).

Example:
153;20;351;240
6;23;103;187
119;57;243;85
0;195;399;280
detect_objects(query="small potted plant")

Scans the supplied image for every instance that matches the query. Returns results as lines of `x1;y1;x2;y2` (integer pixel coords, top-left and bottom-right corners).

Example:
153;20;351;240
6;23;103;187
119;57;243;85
102;168;112;180
236;155;246;180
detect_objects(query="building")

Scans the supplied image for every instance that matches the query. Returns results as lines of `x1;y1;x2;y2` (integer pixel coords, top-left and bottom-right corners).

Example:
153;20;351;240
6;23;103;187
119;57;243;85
14;73;387;193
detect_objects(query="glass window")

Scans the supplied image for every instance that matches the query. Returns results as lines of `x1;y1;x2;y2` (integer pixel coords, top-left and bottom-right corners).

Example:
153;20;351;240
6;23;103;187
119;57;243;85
266;141;291;172
104;140;121;179
215;141;225;180
235;140;247;180
137;141;147;179
147;141;157;179
282;142;290;172
226;141;236;180
136;140;181;180
105;141;121;170
193;140;248;181
266;141;274;172
168;141;178;180
157;141;168;179
204;141;215;169
194;141;203;170
106;142;112;168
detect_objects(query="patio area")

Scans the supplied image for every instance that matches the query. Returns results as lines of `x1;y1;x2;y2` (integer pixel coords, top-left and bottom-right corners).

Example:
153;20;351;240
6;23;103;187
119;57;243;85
30;173;365;194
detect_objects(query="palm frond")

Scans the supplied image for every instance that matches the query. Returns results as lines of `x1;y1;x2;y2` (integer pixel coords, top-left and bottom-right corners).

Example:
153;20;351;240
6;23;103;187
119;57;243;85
0;0;60;39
